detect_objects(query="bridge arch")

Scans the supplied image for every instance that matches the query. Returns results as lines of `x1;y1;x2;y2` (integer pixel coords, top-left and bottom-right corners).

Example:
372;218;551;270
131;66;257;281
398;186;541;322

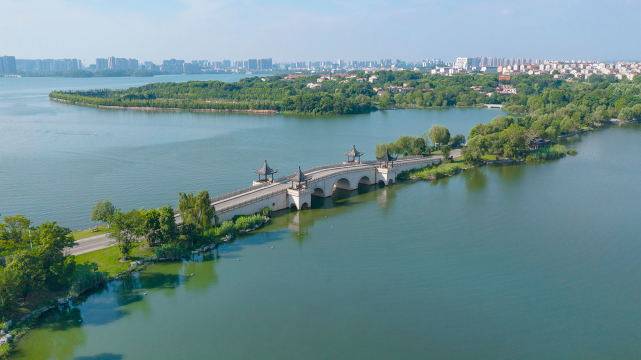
301;202;309;210
332;178;351;194
312;187;325;197
377;180;386;187
358;176;372;186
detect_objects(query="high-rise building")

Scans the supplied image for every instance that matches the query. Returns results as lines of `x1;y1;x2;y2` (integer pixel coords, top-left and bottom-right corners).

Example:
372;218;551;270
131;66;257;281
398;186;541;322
161;59;185;74
14;58;80;74
96;58;108;71
0;56;17;75
245;59;258;71
258;58;272;71
183;61;202;74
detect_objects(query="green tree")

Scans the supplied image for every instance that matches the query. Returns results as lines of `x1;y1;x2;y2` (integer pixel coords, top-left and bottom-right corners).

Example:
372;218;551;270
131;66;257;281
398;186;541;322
428;125;451;147
109;210;145;259
143;206;178;247
0;215;33;254
0;268;19;315
91;200;116;224
178;191;215;232
440;145;451;161
449;134;466;148
32;222;76;290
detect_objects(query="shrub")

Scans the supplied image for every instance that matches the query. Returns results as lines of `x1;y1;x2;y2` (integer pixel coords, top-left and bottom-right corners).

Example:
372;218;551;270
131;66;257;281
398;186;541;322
69;263;106;297
154;243;189;260
214;221;236;238
526;144;573;162
234;214;267;232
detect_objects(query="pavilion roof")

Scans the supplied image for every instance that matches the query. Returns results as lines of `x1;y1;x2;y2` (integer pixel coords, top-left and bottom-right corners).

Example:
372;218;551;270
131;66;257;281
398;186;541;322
293;166;308;183
256;160;277;175
346;144;364;158
377;149;397;162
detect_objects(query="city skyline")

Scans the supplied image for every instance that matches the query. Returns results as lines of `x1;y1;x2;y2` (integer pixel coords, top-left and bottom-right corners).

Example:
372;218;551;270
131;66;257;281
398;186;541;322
3;0;641;63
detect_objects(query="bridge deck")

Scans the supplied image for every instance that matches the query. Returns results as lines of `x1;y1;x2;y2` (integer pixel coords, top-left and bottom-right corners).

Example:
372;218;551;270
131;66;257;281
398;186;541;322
211;156;441;213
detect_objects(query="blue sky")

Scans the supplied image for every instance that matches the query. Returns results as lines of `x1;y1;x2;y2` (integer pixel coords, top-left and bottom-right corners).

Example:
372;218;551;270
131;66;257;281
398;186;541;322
2;0;640;62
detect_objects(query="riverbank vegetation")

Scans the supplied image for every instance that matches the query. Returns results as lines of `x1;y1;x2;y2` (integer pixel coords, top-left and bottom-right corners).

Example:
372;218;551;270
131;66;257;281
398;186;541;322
399;160;472;181
462;76;641;162
49;71;510;114
0;190;272;357
49;71;641;118
375;125;466;158
375;74;641;163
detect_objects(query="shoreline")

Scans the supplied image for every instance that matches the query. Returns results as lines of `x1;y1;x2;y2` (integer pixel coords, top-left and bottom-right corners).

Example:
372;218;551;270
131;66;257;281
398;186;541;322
49;96;496;116
49;97;279;115
3;148;582;358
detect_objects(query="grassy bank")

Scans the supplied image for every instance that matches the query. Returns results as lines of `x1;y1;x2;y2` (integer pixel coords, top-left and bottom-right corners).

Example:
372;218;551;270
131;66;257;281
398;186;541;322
71;225;108;240
399;160;472;181
74;244;154;278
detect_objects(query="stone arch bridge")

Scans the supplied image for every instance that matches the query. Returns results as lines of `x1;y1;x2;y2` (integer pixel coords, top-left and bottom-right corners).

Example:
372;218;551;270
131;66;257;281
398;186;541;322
211;155;442;222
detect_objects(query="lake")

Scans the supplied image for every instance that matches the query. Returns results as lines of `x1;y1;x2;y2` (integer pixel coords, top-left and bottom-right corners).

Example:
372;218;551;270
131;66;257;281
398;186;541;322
5;76;641;359
0;75;500;228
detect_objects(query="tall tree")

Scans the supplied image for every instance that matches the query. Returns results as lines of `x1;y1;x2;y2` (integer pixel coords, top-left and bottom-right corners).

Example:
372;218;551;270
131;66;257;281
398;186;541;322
91;200;116;225
143;206;178;247
109;210;145;260
178;191;215;231
428;125;451;147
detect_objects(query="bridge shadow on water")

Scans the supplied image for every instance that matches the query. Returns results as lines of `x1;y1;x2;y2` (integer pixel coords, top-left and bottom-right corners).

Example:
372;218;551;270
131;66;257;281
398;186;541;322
75;354;124;360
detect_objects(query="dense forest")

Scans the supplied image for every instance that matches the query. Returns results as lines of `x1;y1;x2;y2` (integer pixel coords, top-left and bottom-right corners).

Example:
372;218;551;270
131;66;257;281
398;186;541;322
463;75;641;162
50;71;513;114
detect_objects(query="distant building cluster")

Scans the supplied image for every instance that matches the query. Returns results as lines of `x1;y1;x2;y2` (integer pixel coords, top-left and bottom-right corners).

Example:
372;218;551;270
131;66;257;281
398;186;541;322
92;57;274;74
276;58;445;72
440;56;641;80
0;56;17;75
2;53;640;80
497;61;641;80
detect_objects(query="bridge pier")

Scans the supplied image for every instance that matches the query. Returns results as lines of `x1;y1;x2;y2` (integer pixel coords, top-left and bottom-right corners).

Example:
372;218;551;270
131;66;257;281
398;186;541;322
376;166;397;185
287;188;312;210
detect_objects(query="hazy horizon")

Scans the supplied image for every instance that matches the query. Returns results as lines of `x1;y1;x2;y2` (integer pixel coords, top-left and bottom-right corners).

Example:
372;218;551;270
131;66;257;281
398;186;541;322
3;0;641;63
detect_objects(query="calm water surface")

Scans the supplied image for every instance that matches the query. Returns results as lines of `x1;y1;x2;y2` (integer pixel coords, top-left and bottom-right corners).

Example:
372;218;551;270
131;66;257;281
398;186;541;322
5;77;641;359
0;75;499;228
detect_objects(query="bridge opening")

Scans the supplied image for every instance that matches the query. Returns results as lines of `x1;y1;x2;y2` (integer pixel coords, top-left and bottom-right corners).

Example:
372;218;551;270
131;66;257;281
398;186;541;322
332;178;351;193
312;187;325;197
357;176;374;194
289;203;298;211
377;180;386;187
358;176;371;186
301;202;309;210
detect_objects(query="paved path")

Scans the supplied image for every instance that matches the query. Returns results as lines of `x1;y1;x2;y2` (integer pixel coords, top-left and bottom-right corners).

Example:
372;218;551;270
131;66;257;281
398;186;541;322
66;233;115;256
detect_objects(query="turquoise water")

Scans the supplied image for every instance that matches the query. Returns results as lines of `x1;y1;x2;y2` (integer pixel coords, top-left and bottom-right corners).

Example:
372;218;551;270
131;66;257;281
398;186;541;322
6;76;641;359
0;75;500;228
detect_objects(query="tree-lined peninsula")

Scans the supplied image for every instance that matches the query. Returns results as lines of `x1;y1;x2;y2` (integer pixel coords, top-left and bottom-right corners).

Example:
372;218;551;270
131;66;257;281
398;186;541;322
50;72;641;161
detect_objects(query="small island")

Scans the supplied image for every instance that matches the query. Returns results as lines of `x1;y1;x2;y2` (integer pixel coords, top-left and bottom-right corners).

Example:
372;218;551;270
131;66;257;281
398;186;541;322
50;71;516;115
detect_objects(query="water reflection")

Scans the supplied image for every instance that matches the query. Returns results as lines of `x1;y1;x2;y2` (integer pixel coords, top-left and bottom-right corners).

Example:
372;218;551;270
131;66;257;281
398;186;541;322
14;306;88;360
492;164;525;183
75;354;124;360
183;261;219;293
463;168;488;192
